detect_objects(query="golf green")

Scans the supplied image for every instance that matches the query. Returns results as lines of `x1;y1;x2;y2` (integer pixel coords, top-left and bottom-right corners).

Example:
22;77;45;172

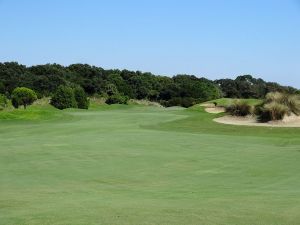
0;105;300;225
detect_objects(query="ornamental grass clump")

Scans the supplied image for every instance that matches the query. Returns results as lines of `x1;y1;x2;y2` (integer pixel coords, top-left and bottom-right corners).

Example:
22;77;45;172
226;100;252;117
256;102;289;122
256;92;300;122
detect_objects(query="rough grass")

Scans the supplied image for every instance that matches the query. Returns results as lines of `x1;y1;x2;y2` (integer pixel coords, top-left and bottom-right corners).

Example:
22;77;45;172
0;104;300;225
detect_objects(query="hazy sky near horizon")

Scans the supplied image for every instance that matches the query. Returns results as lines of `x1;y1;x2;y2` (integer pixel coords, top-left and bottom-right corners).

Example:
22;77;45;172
0;0;300;87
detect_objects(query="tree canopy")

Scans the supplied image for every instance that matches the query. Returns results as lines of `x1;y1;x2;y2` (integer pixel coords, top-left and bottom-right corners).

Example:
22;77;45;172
0;62;298;107
50;86;77;110
11;87;37;109
215;75;298;99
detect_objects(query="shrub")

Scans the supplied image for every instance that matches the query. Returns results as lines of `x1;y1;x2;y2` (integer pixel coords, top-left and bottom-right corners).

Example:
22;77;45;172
265;92;284;103
74;87;89;109
181;97;196;108
0;94;7;110
226;100;252;116
256;92;300;122
284;94;300;116
50;86;77;110
105;94;128;105
265;92;300;115
104;83;118;96
0;82;5;94
256;102;289;122
160;97;196;108
11;87;37;109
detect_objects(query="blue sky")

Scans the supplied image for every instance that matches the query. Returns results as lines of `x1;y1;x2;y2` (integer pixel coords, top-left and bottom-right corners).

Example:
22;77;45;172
0;0;299;88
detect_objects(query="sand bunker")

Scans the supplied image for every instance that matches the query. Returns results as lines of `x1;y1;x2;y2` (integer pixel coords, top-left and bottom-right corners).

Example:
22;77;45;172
214;114;300;127
205;107;225;114
200;103;225;114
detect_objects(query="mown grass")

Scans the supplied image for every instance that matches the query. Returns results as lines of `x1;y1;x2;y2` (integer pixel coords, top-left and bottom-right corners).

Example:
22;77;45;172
0;103;299;225
206;98;263;107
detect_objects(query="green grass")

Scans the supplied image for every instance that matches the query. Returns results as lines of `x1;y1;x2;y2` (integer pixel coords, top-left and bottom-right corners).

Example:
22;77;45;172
206;98;263;107
0;104;300;225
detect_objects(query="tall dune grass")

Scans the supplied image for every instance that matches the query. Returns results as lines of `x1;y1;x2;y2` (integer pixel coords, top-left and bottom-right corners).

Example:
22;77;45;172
226;100;253;116
256;92;300;122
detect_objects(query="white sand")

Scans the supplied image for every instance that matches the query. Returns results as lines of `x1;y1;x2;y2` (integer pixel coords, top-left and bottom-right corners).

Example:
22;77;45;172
205;107;226;114
200;103;225;114
214;114;300;127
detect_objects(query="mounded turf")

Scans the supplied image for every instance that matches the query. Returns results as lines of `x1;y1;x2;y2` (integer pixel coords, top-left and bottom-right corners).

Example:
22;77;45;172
0;104;300;225
206;98;263;107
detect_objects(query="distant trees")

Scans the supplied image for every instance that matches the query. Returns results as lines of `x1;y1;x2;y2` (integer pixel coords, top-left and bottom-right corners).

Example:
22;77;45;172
11;87;37;109
156;75;221;107
215;75;298;99
0;82;5;94
0;62;299;108
215;79;240;98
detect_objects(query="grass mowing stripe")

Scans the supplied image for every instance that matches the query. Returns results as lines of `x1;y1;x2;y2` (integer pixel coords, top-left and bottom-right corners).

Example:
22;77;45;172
0;104;299;224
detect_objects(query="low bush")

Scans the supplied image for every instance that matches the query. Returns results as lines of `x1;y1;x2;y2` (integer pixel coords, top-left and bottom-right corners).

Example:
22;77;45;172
50;86;77;110
225;100;252;116
105;95;128;105
160;97;196;108
256;102;289;122
265;92;284;103
265;92;300;115
284;95;300;116
256;92;300;122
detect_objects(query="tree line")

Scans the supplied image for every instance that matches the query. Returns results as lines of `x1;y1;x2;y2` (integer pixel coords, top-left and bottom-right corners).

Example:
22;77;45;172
0;62;298;108
215;75;299;99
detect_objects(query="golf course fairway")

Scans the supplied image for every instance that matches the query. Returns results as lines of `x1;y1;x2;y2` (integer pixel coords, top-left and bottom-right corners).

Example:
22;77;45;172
0;104;300;225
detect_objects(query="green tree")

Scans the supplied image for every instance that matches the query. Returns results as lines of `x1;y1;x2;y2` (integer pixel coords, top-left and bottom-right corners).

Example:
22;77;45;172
50;86;77;110
0;94;7;110
104;83;118;96
74;87;89;109
0;82;5;94
11;87;37;109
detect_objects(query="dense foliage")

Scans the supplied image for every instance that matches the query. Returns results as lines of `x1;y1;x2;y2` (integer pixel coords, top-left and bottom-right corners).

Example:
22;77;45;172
50;86;78;110
0;62;298;107
105;94;128;105
215;75;299;99
11;87;37;109
74;87;89;109
0;94;7;110
0;62;219;107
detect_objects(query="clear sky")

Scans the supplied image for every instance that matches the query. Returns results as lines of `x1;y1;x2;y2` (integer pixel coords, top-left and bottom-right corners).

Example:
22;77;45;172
0;0;299;88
